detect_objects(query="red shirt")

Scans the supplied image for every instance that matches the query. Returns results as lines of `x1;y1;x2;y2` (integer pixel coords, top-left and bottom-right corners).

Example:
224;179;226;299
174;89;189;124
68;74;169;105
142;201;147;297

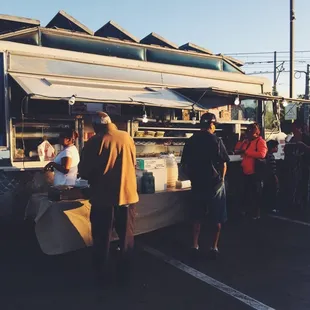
240;137;267;175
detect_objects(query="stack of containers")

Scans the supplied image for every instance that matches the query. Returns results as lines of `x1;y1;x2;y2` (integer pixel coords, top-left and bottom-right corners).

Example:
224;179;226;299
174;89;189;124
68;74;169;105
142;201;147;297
160;154;179;188
136;158;167;193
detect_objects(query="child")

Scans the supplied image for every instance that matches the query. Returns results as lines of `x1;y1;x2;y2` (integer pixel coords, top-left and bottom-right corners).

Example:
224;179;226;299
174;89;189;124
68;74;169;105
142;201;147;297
264;140;280;213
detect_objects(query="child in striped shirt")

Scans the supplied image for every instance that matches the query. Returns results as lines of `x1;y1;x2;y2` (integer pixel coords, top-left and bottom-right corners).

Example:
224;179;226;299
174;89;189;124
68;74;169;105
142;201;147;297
264;140;280;213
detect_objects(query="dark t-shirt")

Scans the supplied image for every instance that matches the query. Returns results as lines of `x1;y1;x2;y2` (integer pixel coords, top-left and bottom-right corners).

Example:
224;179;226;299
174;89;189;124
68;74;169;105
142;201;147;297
181;131;230;190
288;133;310;166
302;133;310;166
265;152;277;179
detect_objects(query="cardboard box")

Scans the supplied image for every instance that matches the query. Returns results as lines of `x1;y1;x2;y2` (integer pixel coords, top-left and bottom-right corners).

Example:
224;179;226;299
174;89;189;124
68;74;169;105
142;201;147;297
136;158;166;170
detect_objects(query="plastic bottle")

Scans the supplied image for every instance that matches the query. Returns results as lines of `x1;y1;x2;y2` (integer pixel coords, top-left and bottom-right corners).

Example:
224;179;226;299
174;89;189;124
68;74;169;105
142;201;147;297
141;172;155;194
166;154;179;188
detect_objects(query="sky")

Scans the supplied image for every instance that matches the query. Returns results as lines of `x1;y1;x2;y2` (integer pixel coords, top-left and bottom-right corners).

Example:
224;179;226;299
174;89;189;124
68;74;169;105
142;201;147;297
1;0;310;97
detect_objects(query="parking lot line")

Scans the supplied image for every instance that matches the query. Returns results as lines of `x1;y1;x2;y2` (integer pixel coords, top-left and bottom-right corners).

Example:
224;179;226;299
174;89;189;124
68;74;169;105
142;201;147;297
269;214;310;227
143;245;275;310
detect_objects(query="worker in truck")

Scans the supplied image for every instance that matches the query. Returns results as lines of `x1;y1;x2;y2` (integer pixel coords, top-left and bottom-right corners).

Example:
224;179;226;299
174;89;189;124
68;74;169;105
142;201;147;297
44;129;80;186
181;112;230;259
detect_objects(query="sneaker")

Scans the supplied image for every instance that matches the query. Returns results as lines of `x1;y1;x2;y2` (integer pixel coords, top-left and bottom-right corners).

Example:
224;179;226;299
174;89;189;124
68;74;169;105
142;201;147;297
209;248;220;260
190;247;200;259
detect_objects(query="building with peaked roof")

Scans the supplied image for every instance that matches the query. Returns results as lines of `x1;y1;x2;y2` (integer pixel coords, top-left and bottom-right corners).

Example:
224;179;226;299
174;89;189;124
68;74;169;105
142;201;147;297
0;11;244;73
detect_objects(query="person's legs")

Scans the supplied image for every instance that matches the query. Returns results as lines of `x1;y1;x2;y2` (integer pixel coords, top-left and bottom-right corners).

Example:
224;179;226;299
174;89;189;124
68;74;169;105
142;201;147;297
264;179;277;212
253;178;263;219
114;205;136;283
190;189;204;250
301;167;309;209
242;175;254;215
212;223;221;250
114;205;135;261
210;181;226;258
192;221;201;249
90;206;114;279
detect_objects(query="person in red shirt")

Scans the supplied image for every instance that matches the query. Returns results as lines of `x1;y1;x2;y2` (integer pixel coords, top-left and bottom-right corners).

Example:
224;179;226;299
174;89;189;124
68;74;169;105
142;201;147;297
234;133;247;155
239;123;267;219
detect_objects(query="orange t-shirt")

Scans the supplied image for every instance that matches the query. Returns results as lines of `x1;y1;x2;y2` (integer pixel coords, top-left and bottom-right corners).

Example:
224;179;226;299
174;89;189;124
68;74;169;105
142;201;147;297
240;137;267;175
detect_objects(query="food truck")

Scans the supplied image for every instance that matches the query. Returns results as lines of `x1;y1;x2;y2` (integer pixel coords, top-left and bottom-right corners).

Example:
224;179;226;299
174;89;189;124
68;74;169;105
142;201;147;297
0;12;292;253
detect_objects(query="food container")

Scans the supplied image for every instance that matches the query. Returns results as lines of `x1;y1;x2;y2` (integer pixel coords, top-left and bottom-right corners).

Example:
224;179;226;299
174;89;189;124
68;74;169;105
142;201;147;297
15;148;25;159
29;150;38;158
160;154;179;188
143;131;156;137
135;131;144;137
156;131;165;137
185;133;193;138
136;158;166;170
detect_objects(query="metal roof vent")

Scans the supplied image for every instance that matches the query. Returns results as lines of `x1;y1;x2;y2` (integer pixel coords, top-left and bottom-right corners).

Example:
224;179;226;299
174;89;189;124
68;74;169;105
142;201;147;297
0;14;40;35
95;20;139;42
179;42;213;55
140;32;177;49
217;53;244;67
46;10;93;35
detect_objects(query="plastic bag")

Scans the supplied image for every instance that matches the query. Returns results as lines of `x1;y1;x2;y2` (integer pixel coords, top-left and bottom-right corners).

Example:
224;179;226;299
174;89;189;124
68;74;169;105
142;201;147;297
37;140;55;162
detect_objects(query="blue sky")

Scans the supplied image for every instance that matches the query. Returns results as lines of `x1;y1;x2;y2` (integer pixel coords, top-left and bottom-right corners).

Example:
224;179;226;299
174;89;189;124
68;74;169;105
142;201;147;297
2;0;310;96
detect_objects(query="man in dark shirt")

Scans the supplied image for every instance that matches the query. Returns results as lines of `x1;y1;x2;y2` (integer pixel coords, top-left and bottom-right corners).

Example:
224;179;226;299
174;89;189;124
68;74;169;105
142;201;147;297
286;120;310;209
181;112;230;258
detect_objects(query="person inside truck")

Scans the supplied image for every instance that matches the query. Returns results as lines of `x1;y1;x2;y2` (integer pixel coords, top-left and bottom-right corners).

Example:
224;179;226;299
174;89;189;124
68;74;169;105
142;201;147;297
44;129;80;186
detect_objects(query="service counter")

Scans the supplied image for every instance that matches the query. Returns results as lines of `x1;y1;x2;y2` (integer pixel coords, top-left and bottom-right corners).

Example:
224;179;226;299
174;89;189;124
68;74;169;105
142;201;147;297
25;189;191;255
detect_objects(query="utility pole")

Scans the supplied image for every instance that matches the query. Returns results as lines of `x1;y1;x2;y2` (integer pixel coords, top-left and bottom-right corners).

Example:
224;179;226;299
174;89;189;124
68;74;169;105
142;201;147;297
305;64;310;100
290;0;296;98
273;51;277;95
304;64;310;133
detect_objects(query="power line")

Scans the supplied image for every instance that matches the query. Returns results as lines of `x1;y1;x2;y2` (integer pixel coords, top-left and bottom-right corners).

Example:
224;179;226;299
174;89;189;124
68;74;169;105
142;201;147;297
244;60;310;64
225;50;310;56
247;71;290;75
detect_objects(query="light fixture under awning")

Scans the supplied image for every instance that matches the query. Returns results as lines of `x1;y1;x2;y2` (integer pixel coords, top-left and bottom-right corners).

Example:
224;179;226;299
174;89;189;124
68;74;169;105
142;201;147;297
10;74;196;110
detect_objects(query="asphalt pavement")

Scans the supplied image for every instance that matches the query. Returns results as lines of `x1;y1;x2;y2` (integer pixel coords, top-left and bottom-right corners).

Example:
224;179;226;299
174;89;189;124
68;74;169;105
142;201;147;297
1;212;310;310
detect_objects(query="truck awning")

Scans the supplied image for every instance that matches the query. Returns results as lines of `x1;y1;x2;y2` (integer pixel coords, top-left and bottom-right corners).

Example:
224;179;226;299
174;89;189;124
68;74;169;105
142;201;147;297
10;73;197;110
172;87;310;106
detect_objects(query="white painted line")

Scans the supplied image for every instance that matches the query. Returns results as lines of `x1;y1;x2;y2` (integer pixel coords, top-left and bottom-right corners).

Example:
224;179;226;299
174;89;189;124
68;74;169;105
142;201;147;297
269;214;310;227
143;245;275;310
